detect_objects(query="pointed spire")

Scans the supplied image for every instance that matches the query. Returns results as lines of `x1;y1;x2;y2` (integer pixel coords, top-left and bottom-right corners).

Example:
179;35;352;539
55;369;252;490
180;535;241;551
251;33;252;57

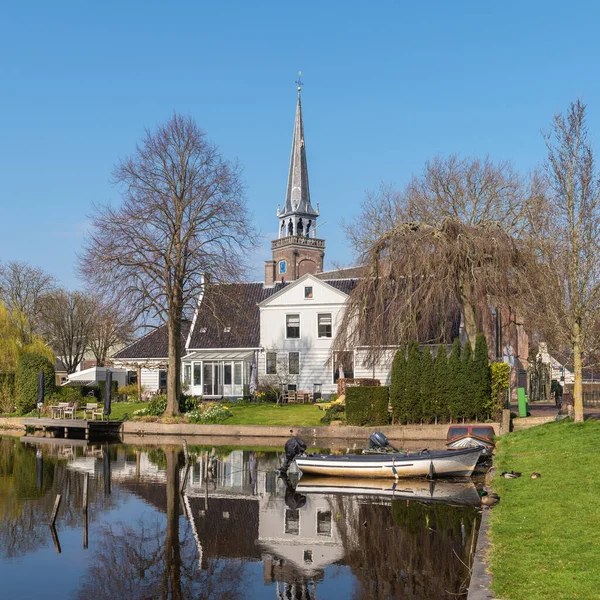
280;77;318;218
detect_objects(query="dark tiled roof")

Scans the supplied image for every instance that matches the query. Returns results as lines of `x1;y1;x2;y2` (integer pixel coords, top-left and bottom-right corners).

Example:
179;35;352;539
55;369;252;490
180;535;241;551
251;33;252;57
317;265;366;280
188;282;283;349
113;320;191;360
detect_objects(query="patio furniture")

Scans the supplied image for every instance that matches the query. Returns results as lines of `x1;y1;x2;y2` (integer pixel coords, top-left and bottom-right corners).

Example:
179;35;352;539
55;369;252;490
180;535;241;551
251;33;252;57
51;402;70;419
286;390;297;403
62;403;76;419
83;403;99;420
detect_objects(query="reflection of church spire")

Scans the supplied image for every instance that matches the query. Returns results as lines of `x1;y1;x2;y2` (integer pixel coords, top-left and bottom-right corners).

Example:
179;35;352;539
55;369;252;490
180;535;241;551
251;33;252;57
278;73;319;239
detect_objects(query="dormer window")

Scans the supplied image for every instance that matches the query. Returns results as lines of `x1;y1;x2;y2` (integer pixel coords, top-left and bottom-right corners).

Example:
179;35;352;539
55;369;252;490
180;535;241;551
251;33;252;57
304;286;313;299
224;326;231;333
199;327;207;334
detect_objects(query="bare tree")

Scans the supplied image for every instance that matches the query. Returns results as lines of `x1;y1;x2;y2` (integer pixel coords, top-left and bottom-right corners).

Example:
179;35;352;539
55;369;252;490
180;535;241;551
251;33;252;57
259;349;299;404
88;300;136;366
38;289;96;373
524;100;600;423
0;261;56;342
337;156;533;357
79;114;256;415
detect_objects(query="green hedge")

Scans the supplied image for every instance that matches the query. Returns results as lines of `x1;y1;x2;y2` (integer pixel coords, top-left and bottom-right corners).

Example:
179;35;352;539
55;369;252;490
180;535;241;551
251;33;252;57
346;386;389;426
15;353;56;414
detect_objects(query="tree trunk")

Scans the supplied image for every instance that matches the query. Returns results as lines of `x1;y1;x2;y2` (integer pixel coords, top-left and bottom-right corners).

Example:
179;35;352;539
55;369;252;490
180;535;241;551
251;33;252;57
459;290;478;351
573;321;584;423
164;449;182;600
167;312;182;415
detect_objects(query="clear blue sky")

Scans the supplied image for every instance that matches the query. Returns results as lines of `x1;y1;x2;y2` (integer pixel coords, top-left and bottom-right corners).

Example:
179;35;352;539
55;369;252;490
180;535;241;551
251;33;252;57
1;1;599;288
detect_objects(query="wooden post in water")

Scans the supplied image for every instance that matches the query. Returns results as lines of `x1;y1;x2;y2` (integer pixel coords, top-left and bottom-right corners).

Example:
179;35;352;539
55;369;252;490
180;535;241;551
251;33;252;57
83;472;90;549
49;524;61;554
50;494;62;525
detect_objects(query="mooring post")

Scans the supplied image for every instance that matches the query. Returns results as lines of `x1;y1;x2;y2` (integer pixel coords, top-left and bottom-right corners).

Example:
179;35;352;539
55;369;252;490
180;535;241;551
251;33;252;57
49;524;61;554
50;494;62;526
83;473;89;511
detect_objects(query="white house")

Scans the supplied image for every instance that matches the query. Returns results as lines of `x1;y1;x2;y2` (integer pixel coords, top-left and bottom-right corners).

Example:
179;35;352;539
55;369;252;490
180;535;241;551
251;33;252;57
113;85;457;398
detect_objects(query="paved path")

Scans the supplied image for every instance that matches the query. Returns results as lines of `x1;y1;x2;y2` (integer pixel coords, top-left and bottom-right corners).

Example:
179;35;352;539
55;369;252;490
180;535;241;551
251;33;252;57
511;401;600;420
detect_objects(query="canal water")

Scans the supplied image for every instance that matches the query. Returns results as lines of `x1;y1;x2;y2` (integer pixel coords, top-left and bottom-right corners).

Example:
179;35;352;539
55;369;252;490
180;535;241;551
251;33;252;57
0;436;481;599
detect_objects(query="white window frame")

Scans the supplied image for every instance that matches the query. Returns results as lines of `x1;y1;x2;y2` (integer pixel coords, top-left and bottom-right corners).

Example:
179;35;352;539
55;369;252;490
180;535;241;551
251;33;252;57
266;352;277;375
317;313;332;338
304;286;313;299
289;352;300;375
286;313;301;339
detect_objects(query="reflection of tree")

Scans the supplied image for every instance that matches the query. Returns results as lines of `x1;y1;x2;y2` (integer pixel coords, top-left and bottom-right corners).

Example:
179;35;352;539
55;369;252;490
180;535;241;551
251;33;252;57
333;496;478;599
77;447;246;600
0;439;117;558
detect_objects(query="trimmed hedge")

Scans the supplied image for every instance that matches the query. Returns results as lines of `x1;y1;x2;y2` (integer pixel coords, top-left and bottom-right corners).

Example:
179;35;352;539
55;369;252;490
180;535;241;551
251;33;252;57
15;353;56;414
346;386;389;426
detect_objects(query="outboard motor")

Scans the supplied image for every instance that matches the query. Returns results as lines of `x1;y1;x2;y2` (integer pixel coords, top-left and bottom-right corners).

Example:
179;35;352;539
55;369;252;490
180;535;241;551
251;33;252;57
369;431;399;452
279;436;307;473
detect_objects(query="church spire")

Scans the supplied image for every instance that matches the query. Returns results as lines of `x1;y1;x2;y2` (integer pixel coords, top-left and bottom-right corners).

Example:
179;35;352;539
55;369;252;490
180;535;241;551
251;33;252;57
278;73;319;238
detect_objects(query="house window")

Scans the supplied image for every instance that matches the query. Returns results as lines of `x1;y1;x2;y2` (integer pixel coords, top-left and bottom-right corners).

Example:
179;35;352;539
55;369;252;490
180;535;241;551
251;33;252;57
234;362;242;385
317;313;332;338
289;352;300;375
286;314;300;338
304;550;313;563
317;511;332;536
333;351;354;383
183;363;191;385
159;370;167;389
266;352;277;375
285;509;300;535
193;363;201;386
304;286;313;299
126;370;137;385
224;364;232;385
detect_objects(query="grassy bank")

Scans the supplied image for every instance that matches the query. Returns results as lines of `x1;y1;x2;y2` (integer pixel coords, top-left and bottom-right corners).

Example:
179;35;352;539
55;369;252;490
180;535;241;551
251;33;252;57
489;420;600;600
225;403;323;426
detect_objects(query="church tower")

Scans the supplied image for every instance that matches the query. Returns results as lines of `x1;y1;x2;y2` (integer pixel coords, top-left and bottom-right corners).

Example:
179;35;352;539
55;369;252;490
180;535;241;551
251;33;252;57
265;77;325;285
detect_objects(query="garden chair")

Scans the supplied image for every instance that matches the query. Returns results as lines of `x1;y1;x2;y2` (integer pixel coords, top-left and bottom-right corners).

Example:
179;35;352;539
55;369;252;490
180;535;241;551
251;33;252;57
62;403;76;419
83;403;99;420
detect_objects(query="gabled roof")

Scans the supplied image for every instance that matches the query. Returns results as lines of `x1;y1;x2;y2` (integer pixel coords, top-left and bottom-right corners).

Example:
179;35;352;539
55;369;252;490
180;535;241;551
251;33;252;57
258;273;354;307
113;320;191;360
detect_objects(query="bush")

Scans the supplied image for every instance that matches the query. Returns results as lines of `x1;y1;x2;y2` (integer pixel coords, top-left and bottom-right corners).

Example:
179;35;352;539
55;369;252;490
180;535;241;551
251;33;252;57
118;383;143;401
187;402;232;424
0;373;16;414
320;403;346;424
346;386;389;426
81;380;119;401
15;353;55;414
56;386;82;405
180;394;202;412
147;394;168;416
491;362;511;420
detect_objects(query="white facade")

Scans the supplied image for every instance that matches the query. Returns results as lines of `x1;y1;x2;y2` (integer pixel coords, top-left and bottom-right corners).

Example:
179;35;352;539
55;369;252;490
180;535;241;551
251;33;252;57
258;274;351;396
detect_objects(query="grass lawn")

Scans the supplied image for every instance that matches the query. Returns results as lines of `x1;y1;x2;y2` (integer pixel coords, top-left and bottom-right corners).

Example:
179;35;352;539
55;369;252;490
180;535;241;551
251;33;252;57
489;419;600;600
224;402;324;426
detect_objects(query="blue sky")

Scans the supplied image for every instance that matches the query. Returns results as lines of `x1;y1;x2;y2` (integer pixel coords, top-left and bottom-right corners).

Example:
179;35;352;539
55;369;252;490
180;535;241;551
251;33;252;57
1;1;599;288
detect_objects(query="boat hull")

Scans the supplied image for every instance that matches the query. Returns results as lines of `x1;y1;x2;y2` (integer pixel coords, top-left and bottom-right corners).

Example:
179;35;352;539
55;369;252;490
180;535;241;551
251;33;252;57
296;476;481;506
295;447;481;478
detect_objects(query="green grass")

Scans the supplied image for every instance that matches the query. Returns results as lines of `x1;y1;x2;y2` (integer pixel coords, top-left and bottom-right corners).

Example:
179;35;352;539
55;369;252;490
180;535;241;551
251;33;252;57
489;420;600;600
224;402;324;426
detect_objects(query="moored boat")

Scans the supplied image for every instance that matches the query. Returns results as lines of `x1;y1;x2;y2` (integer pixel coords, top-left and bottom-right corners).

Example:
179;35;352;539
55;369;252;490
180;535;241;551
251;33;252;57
446;425;495;455
295;446;482;478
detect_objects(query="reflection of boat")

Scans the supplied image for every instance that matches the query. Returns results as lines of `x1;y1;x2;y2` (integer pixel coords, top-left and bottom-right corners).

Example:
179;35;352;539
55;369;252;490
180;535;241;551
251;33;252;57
296;476;481;507
295;447;482;478
446;425;495;455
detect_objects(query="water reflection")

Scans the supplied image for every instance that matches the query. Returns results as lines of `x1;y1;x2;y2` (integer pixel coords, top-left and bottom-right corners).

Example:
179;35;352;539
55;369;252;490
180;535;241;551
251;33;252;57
0;437;480;599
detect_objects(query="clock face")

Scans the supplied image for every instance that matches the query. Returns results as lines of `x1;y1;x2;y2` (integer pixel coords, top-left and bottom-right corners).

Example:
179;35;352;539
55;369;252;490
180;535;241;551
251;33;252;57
279;260;287;275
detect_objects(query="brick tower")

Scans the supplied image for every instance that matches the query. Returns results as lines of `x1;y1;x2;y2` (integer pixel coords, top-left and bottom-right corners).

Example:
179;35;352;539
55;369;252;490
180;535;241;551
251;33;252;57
265;78;325;285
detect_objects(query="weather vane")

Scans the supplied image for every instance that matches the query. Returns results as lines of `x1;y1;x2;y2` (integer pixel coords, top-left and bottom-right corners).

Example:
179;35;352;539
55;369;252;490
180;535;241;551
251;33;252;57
296;71;303;92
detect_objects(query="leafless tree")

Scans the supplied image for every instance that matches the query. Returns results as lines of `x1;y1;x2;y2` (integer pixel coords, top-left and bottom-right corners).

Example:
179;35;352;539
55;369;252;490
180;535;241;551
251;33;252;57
88;299;136;366
337;156;533;357
524;100;600;423
0;260;56;342
259;348;299;404
37;289;96;373
79;113;256;415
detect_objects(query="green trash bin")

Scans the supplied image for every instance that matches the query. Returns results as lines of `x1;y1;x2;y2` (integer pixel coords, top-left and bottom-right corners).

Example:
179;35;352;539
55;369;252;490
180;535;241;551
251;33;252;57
517;387;528;417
